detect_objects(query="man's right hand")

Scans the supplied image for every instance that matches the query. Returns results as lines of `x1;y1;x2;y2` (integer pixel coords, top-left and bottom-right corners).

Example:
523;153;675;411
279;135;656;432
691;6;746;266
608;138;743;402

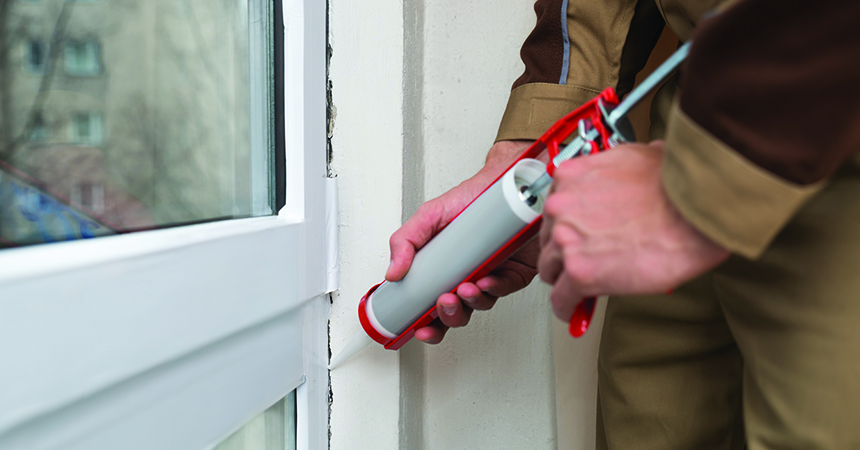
385;140;541;344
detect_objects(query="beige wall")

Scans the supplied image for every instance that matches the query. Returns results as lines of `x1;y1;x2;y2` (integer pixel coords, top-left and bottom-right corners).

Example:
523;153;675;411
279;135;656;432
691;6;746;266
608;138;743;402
416;1;558;449
330;0;607;448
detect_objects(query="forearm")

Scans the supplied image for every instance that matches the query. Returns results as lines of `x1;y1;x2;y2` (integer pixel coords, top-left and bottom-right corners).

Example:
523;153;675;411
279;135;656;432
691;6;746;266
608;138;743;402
447;140;537;193
485;140;535;167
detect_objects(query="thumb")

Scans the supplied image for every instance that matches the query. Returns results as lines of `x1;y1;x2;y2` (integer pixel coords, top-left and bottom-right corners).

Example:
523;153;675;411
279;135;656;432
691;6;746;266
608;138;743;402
386;236;417;281
385;204;443;281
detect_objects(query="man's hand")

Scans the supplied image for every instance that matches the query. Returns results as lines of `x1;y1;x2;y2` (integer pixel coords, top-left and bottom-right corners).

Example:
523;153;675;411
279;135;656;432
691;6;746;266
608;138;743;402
538;141;730;322
386;140;539;344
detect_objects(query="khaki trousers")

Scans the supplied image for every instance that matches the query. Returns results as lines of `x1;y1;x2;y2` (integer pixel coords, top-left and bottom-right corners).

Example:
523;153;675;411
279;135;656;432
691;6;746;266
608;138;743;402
596;159;860;449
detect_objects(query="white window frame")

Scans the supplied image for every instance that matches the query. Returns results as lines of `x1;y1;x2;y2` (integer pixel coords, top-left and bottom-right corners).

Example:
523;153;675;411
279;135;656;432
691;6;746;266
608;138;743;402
0;1;330;450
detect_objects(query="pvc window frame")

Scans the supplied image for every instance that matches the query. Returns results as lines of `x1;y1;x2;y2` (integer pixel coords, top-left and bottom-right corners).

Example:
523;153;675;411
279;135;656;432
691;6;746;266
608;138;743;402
0;0;330;449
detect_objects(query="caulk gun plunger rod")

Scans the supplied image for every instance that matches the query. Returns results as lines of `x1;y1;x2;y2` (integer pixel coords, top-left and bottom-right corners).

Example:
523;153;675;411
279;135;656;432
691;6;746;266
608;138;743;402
520;172;552;206
607;41;691;126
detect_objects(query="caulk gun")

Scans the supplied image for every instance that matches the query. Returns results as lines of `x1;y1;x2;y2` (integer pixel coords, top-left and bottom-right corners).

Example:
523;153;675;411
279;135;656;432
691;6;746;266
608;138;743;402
330;42;692;369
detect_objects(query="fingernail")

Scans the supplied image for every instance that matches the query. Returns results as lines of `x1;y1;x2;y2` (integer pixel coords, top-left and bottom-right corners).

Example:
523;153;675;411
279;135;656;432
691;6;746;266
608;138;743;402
442;303;456;316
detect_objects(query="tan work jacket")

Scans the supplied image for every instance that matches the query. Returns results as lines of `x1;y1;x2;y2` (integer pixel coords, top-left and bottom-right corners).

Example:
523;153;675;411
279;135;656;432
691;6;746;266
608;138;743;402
495;0;860;259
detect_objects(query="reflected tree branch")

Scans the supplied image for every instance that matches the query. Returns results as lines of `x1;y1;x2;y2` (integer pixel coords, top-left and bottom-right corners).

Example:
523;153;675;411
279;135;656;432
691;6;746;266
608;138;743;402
0;0;75;162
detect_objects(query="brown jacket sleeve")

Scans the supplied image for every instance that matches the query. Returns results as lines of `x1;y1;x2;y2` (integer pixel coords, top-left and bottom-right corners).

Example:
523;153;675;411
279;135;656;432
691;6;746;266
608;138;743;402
680;0;860;185
495;0;665;142
663;0;860;258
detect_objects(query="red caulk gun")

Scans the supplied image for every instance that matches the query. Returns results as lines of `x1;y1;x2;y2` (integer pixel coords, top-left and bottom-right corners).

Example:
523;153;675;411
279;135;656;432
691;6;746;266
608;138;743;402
330;42;692;370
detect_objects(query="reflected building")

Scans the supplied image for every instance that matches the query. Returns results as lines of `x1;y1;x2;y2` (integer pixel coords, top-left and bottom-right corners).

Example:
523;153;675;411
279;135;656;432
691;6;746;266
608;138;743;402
0;0;268;246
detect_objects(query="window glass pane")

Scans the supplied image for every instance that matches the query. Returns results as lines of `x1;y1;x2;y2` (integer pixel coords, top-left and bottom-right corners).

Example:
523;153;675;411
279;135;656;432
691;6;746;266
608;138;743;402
0;0;276;248
213;391;297;450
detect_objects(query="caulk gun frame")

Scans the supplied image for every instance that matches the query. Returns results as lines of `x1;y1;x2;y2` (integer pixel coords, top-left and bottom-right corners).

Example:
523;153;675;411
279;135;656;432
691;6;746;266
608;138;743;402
350;42;697;356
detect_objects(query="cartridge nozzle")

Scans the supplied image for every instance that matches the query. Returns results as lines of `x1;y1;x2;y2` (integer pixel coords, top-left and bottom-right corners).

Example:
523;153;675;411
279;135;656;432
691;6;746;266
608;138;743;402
329;331;373;370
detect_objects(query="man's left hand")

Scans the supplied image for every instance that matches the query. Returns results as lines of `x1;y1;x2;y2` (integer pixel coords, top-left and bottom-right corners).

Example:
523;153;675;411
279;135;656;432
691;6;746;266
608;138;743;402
538;141;730;322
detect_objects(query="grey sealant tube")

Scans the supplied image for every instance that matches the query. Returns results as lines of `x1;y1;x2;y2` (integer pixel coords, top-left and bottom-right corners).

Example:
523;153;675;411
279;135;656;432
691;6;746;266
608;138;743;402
330;159;548;369
366;158;547;338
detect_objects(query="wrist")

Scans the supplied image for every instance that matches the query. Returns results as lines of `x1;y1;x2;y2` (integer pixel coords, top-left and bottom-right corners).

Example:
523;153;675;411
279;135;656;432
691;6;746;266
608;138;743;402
480;140;536;179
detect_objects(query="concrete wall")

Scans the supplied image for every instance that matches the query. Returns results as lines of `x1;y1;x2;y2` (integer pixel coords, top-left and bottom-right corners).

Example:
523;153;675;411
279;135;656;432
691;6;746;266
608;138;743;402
328;0;405;448
330;1;603;448
418;1;557;449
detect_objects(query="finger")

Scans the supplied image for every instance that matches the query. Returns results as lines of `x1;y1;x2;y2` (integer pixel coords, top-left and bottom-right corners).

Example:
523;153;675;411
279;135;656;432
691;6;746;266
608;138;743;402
539;192;564;249
475;264;534;298
386;206;442;281
548;272;583;322
539;210;554;249
436;293;473;328
537;237;565;285
456;282;498;311
414;321;448;344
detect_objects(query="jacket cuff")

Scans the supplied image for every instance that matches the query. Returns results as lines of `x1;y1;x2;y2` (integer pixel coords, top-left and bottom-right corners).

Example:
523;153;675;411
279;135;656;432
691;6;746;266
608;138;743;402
495;83;600;143
662;104;824;259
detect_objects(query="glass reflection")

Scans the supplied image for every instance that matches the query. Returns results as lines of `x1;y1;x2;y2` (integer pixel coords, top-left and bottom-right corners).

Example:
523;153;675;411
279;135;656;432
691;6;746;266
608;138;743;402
0;0;274;248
